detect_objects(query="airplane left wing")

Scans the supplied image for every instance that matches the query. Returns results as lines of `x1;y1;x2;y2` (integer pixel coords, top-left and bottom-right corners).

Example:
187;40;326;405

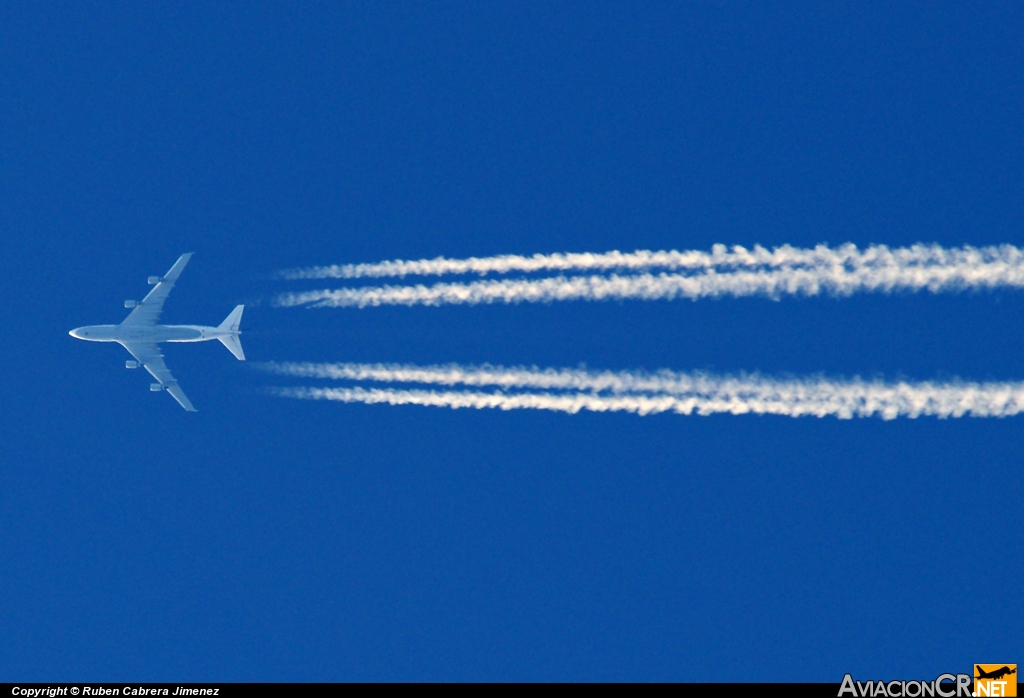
121;253;193;326
121;342;197;412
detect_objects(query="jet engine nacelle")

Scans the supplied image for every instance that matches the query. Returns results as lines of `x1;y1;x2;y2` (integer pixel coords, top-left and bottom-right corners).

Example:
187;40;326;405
150;383;165;391
126;360;139;369
125;300;138;308
148;276;162;285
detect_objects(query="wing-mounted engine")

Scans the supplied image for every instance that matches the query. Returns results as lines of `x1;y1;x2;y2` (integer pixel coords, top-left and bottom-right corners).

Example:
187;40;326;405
150;383;166;391
122;253;191;327
126;360;139;369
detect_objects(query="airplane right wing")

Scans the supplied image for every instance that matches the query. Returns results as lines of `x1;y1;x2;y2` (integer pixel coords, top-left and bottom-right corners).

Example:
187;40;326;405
121;342;197;412
121;253;193;327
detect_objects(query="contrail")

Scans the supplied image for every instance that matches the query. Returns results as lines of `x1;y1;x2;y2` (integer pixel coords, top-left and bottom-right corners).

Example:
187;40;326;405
275;258;1024;308
260;360;739;393
273;382;1024;419
278;243;1024;280
262;362;1024;419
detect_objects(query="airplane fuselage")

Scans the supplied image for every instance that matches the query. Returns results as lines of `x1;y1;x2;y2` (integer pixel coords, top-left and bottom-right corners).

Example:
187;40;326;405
70;324;234;344
69;253;245;411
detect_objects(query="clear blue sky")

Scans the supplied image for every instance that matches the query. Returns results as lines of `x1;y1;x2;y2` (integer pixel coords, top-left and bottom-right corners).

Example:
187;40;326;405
1;2;1021;681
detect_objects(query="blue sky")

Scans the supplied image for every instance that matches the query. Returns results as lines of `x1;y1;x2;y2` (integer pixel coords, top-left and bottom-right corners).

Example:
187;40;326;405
1;2;1021;681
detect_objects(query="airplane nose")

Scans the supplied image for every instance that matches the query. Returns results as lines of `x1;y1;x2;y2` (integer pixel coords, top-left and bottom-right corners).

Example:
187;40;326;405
69;328;82;338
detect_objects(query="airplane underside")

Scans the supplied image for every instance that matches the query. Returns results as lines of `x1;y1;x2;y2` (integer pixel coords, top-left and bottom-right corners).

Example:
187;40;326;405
69;253;244;411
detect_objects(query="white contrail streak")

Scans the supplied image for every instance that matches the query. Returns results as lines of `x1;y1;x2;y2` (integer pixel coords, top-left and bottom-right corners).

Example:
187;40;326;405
262;362;1024;419
273;380;1024;419
258;360;832;396
275;258;1024;308
278;243;1024;280
262;360;716;393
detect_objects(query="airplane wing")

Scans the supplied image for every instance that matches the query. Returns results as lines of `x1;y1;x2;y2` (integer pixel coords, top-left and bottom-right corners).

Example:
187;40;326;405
121;342;197;412
121;253;193;326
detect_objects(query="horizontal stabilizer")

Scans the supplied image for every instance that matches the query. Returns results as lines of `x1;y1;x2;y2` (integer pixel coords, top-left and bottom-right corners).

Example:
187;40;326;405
218;333;245;361
219;304;244;333
217;305;245;360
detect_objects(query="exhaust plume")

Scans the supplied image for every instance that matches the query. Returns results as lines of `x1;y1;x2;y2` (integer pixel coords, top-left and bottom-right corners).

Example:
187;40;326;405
278;243;1024;280
263;362;1024;419
275;256;1024;308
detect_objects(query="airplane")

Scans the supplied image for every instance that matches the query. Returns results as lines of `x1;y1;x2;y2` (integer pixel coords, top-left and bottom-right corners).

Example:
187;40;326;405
975;666;1017;681
69;253;244;411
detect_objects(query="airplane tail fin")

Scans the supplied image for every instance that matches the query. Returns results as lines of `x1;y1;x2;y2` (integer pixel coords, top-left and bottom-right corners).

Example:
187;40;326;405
217;305;245;360
219;304;244;333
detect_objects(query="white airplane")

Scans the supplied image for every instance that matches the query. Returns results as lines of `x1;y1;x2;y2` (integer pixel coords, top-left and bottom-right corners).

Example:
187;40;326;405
69;253;244;411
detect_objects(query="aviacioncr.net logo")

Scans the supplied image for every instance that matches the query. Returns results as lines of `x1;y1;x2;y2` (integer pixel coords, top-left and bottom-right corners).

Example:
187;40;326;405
839;673;972;697
974;665;1017;697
